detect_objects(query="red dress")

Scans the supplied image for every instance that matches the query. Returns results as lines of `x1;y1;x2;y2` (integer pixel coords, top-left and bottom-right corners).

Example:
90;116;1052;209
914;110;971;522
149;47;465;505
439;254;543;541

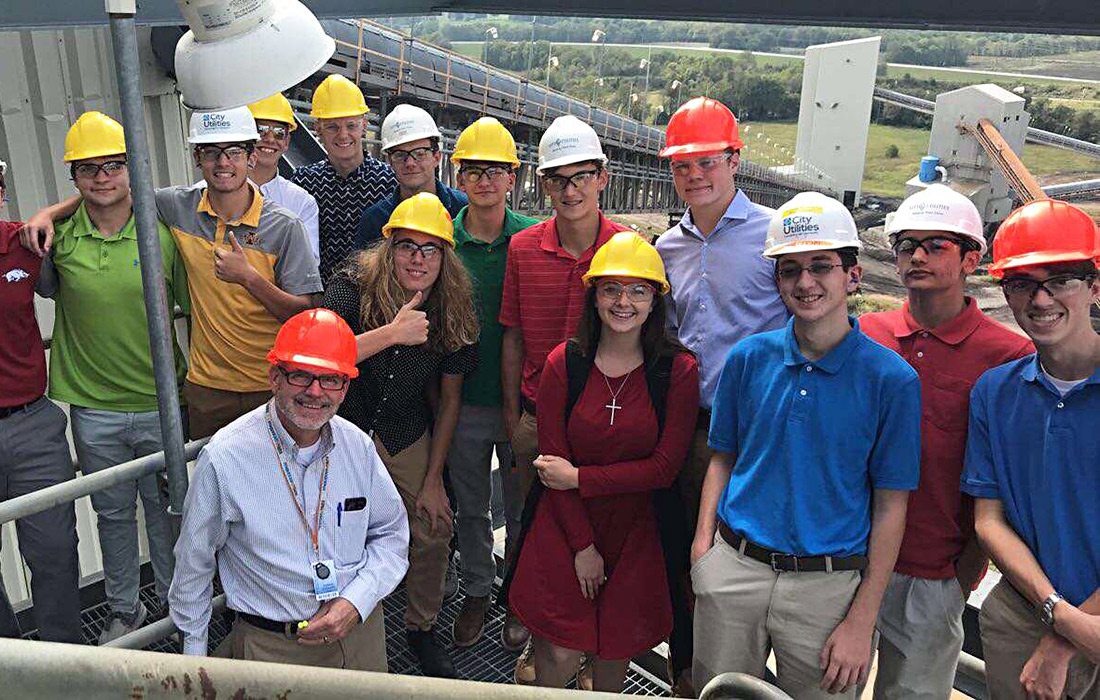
510;342;699;659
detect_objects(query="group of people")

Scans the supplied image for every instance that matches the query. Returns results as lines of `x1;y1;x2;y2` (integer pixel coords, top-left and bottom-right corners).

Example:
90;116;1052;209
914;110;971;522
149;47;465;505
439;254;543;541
0;75;1097;699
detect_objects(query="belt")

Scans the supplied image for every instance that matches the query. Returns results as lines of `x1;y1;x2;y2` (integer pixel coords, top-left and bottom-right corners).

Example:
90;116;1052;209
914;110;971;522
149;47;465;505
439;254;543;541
717;521;867;573
696;408;711;432
521;397;537;417
235;611;306;639
0;398;40;420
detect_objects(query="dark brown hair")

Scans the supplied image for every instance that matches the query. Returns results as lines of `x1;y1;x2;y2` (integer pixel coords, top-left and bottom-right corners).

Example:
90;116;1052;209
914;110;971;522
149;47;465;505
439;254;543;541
573;285;691;368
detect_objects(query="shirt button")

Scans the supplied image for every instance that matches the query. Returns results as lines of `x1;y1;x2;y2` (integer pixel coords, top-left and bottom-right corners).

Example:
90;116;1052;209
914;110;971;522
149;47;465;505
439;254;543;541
805;366;813;373
916;351;924;358
921;332;929;338
1057;402;1065;409
800;389;808;396
387;374;394;379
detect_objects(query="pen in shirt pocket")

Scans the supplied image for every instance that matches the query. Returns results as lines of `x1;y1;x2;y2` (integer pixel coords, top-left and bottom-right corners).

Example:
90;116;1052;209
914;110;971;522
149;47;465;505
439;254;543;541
337;502;342;527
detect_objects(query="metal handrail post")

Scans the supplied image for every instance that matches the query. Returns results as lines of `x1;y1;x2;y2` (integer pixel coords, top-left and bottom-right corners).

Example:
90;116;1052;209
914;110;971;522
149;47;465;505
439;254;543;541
698;672;794;699
106;2;190;514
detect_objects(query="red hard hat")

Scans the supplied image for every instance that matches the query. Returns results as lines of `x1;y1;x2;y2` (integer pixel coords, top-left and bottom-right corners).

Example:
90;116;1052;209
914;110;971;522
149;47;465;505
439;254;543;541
660;97;744;159
267;309;360;378
989;199;1100;279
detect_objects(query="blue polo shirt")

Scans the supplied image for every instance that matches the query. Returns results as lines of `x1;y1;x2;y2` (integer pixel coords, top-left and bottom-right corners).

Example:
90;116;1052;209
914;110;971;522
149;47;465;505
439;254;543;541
709;317;921;558
355;180;468;248
961;355;1100;606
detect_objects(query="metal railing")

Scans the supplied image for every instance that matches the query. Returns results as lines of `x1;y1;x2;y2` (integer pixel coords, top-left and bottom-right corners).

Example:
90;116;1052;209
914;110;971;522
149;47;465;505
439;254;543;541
699;673;793;699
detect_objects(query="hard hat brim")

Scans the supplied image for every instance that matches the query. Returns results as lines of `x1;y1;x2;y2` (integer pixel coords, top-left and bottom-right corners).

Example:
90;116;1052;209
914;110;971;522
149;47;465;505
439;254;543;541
64;149;127;163
659;140;744;159
450;153;521;168
537;153;608;175
988;250;1098;278
382;224;456;247
763;239;864;259
382;128;443;153
582;270;670;294
885;219;988;255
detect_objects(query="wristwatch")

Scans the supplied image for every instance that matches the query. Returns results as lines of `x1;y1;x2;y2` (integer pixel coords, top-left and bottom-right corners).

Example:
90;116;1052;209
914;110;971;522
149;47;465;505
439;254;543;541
1040;591;1063;627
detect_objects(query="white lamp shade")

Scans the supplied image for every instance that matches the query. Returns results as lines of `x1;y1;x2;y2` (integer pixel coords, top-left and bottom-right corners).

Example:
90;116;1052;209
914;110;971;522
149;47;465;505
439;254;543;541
174;0;335;110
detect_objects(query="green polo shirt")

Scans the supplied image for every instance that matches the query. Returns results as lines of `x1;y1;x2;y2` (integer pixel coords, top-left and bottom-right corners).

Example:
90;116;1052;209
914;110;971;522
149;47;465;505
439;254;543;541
44;203;189;412
454;206;540;406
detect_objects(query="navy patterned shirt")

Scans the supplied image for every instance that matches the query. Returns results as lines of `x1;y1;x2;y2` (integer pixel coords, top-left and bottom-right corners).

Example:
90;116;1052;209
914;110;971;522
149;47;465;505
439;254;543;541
291;156;396;285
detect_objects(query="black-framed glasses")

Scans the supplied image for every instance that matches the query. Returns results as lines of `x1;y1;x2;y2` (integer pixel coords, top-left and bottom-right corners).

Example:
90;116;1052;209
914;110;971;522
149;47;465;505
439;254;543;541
257;124;290;140
393;238;443;260
459;165;510;183
195;145;252;164
542;169;600;193
775;262;845;281
597;281;656;303
71;161;128;180
1000;274;1097;301
670;154;732;176
387;146;436;165
278;366;348;391
892;235;968;257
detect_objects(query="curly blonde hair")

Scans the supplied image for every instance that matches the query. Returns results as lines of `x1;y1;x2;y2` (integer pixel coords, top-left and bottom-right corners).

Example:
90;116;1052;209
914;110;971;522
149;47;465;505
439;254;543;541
353;237;480;353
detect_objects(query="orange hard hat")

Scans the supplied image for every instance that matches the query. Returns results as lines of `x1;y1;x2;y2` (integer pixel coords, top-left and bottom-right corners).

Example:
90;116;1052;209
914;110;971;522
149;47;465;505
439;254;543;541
989;199;1100;278
660;97;744;159
267;309;360;378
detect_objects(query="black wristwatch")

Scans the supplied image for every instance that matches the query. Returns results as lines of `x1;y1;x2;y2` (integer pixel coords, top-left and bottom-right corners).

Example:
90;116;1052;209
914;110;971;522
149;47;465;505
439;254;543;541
1040;591;1063;627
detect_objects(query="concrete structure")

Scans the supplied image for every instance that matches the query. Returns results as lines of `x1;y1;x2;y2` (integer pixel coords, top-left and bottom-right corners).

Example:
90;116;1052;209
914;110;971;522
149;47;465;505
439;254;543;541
792;36;880;207
908;84;1030;224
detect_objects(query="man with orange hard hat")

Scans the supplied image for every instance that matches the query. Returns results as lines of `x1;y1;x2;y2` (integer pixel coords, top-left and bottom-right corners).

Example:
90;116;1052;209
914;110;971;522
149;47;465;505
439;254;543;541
962;199;1100;699
170;308;409;670
654;97;788;695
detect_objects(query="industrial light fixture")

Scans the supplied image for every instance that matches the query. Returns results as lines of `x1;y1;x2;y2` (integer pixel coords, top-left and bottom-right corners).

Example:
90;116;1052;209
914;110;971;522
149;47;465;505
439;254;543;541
173;0;335;110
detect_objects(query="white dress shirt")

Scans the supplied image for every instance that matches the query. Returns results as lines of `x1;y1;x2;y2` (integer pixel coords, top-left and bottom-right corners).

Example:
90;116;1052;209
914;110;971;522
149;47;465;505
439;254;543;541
260;175;320;262
169;402;409;655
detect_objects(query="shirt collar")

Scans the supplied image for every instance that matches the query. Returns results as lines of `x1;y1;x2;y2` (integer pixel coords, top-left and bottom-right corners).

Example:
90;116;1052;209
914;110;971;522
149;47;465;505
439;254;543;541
265;401;335;465
678;189;750;240
539;212;617;262
453;206;524;247
69;202;137;241
782;315;863;374
892;297;985;346
1021;353;1100;391
197;183;263;227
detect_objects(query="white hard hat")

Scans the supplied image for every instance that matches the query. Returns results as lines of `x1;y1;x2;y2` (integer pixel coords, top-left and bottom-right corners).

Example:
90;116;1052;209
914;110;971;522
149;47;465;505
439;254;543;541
764;191;863;259
380;104;442;152
884;184;987;254
537;115;607;174
188;107;260;144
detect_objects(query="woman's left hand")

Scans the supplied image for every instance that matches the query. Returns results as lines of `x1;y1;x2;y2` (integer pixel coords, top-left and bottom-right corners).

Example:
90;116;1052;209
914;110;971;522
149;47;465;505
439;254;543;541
534;454;579;491
416;476;453;535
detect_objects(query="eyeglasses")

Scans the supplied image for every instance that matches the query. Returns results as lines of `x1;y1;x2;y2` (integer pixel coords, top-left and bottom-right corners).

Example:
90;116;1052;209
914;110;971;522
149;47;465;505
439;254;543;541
597;281;656;303
71;161;127;179
670;154;732;176
892;235;968;257
1000;274;1097;301
459;165;511;184
542;169;600;193
195;145;251;164
393;239;443;260
387;147;436;165
775;262;845;281
257;124;290;140
278;366;348;391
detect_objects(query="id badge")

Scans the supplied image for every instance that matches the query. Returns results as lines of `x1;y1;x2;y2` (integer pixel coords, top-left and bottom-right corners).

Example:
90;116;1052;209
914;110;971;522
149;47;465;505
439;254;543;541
311;559;339;601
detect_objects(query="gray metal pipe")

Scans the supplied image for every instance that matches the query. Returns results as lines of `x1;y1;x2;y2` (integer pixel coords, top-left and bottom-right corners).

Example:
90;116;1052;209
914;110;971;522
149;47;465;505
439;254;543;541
699;672;794;699
0;439;207;526
104;594;226;650
0;638;626;699
107;11;190;515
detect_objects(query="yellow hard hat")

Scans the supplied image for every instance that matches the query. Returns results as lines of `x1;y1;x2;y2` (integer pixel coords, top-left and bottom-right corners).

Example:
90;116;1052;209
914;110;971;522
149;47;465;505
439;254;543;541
64;111;126;163
583;231;669;294
248;93;297;130
451;117;520;168
310;75;369;120
382;192;455;247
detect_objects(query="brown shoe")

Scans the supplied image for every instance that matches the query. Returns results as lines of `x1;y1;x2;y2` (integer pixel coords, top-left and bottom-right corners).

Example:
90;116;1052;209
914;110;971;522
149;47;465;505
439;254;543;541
576;652;595;691
514;640;536;685
452;595;489;648
501;611;530;652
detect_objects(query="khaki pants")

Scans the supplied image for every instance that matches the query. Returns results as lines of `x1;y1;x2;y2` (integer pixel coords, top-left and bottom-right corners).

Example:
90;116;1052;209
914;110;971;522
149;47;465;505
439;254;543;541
505;409;539;567
374;432;452;631
980;579;1100;700
873;573;966;699
184;380;270;439
692;533;863;698
225;604;387;671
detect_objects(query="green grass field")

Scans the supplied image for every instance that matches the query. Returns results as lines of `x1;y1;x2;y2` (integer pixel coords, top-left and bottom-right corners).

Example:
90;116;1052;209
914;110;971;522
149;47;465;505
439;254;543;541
743;121;1100;197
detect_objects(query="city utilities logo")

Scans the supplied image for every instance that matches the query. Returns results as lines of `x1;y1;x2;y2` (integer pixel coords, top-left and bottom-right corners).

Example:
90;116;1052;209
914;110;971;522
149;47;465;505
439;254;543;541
4;268;30;283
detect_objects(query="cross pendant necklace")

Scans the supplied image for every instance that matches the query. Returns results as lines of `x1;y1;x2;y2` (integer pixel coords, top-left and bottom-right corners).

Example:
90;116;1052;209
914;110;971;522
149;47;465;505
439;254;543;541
602;369;633;427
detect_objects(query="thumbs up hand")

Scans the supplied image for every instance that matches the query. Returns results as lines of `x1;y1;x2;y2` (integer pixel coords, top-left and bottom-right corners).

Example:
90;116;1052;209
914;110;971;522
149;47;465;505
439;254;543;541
214;232;257;286
388;290;429;346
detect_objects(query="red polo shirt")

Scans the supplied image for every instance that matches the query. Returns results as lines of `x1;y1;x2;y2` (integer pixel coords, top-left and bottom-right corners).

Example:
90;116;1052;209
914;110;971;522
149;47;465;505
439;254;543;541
862;299;1033;580
499;213;628;404
0;221;47;407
